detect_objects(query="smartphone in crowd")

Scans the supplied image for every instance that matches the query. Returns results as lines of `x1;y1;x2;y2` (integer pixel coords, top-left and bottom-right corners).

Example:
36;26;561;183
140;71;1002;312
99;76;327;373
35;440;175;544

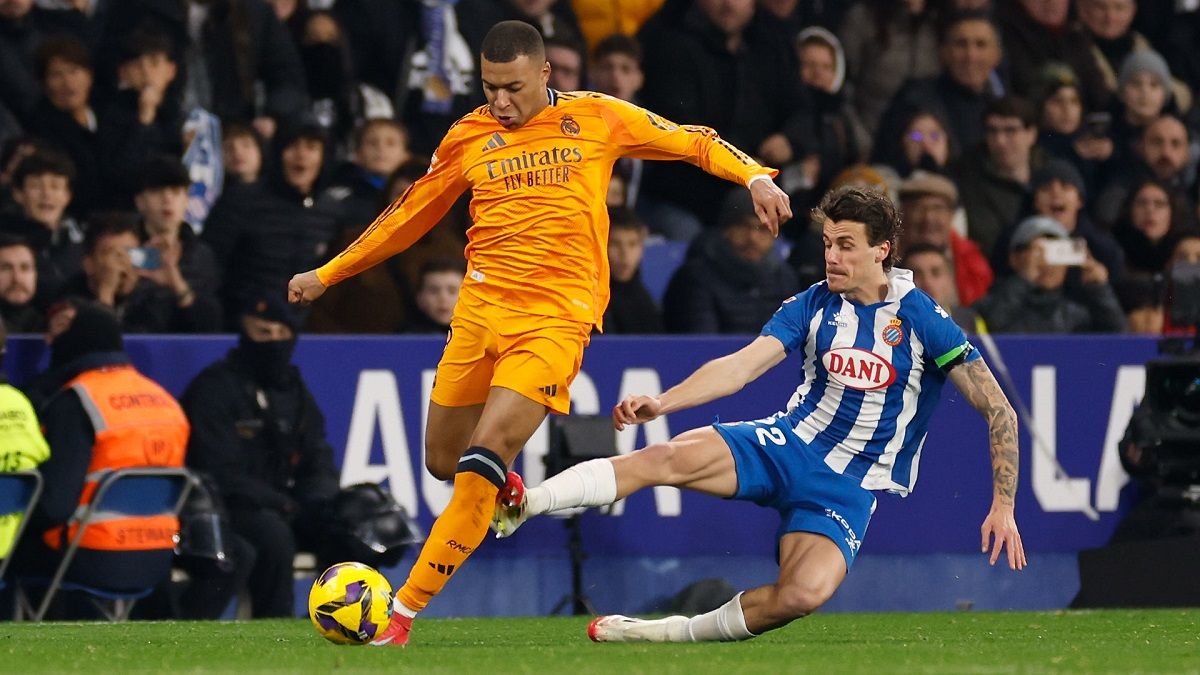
1083;112;1112;139
1042;239;1088;266
128;246;162;271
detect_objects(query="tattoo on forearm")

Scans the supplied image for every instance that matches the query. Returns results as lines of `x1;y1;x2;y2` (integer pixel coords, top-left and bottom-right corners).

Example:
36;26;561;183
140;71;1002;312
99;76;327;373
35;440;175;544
951;360;1019;504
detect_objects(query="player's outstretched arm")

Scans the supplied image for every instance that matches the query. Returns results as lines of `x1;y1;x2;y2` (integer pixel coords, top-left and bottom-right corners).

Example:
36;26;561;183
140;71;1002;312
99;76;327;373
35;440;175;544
613;335;786;430
288;269;326;305
948;359;1028;571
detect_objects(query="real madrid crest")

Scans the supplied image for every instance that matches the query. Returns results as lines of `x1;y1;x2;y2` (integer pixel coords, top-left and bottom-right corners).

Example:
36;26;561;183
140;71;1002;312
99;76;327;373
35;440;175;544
881;318;904;347
560;115;580;136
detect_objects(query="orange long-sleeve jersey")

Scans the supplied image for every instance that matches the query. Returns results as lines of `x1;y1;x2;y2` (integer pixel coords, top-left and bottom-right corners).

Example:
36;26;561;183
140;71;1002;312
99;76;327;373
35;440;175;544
316;90;777;328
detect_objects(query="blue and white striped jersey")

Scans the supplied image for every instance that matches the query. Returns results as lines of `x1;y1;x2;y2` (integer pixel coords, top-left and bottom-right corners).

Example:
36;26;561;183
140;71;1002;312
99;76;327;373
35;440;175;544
760;269;979;496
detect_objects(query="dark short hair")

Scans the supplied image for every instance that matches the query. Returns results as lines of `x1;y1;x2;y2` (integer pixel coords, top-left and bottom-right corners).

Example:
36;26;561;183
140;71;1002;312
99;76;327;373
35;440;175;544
118;27;175;64
416;257;466;292
811;186;903;271
1114;273;1166;312
481;20;545;63
35;35;92;81
84;212;140;256
608;205;646;233
13;149;76;189
222;121;261;144
938;9;998;45
984;96;1037;128
0;233;35;256
138;154;190;193
353;118;407;150
900;241;950;265
592;33;641;64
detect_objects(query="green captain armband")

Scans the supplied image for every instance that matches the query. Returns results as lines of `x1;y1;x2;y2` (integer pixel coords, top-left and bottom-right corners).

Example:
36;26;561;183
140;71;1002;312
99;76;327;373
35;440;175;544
934;342;975;370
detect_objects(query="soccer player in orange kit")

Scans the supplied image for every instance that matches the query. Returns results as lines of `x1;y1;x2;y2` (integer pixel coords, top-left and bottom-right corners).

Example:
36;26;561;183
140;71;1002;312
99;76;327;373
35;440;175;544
288;20;792;645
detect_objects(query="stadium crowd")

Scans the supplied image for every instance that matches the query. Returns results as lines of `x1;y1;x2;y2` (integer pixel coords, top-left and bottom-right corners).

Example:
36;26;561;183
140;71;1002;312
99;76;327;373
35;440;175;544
0;0;1196;338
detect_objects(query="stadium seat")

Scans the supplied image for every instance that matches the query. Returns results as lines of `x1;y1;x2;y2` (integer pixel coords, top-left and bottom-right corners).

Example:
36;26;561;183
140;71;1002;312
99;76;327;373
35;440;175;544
639;239;689;305
0;470;44;588
16;467;194;621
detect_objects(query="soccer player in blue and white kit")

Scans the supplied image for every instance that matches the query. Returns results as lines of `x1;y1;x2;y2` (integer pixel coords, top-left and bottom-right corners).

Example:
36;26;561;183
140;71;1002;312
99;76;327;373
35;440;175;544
493;186;1027;643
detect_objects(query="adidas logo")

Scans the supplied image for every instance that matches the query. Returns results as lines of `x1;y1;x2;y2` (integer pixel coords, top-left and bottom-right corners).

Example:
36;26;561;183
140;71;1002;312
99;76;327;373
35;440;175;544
539;384;558;397
481;132;507;153
428;562;457;576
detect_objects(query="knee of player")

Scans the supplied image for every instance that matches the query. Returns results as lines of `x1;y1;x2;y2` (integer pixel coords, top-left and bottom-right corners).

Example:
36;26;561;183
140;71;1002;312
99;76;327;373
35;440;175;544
772;580;832;618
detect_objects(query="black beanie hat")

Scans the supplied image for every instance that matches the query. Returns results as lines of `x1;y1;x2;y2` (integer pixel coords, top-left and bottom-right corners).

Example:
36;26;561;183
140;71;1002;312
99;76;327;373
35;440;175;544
50;301;124;369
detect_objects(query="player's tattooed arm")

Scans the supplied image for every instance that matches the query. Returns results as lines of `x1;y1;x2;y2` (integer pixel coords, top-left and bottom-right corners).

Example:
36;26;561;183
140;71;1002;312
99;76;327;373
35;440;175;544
948;359;1019;506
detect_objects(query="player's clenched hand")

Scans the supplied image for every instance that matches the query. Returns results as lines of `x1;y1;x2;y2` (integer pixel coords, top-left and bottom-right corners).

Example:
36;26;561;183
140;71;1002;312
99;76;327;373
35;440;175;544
748;178;791;237
980;504;1027;571
613;395;663;430
288;270;327;305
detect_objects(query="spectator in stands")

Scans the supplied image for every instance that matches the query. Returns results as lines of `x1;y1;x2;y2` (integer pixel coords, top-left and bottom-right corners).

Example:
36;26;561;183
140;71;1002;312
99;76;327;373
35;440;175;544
636;0;806;237
606;171;628;208
298;11;359;146
778;28;869;210
131;156;222;331
402;258;465;334
10;301;188;612
1;150;84;300
99;0;309;139
0;315;50;559
59;214;217;333
96;28;184;210
997;0;1109;114
0;136;47;207
27;36;102;217
955;96;1043;259
902;242;977;330
1014;158;1126;280
662;190;797;334
204;122;337;327
1114;178;1190;275
897;172;992;307
1032;64;1113;196
221;122;264;187
591;34;643;103
838;0;941;139
546;35;585;91
0;0;90;127
1164;232;1200;334
603;206;662;334
591;34;645;208
323;119;411;237
1114;273;1166;334
874;10;1005;166
0;234;44;333
1108;50;1182;172
1095;114;1195;229
1077;0;1193;112
873;109;954;179
975;216;1126;333
181;294;339;618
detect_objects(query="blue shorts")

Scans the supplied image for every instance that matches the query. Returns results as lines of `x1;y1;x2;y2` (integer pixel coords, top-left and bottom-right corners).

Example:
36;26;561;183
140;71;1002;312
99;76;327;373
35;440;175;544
713;415;877;570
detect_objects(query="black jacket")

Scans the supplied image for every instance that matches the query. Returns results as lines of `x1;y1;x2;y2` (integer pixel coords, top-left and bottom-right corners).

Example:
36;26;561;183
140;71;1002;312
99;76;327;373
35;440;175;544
974;275;1127;333
27;98;103;218
604;271;664;334
875;73;1001;168
0;212;85;301
663;232;798;334
181;348;339;514
96;88;185;209
54;270;221;334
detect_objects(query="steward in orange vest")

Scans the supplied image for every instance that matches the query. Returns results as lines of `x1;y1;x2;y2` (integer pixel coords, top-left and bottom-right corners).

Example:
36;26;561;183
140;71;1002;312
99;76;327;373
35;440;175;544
13;302;189;595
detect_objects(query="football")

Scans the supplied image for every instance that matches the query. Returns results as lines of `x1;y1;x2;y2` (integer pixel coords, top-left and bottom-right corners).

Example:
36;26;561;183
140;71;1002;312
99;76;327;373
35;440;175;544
308;562;394;645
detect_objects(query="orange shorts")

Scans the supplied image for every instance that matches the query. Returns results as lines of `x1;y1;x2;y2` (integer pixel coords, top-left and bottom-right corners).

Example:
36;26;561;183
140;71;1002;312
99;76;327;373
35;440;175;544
430;292;591;415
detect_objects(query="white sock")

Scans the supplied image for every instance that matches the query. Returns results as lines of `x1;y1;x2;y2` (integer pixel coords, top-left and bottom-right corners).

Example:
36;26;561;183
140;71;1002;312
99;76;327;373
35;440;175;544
526;458;617;516
392;595;418;619
684;592;755;642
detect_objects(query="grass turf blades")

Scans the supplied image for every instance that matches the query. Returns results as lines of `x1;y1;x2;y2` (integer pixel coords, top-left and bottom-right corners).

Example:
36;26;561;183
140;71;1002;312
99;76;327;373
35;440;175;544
0;610;1196;673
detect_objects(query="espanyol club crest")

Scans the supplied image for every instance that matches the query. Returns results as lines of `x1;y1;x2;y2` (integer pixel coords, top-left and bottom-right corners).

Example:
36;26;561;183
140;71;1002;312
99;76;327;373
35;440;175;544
822;348;896;391
881;319;904;347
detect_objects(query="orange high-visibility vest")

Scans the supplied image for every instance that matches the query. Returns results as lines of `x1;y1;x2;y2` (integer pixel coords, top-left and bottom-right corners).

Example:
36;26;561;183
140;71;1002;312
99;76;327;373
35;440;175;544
43;365;189;551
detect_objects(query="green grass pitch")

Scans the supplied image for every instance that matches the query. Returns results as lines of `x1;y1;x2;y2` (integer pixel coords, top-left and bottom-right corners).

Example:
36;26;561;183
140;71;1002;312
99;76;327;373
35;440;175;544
0;610;1197;673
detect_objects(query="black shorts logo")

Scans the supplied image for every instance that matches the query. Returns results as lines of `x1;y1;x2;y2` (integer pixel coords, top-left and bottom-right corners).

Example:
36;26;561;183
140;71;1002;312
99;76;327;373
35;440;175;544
539;384;559;398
